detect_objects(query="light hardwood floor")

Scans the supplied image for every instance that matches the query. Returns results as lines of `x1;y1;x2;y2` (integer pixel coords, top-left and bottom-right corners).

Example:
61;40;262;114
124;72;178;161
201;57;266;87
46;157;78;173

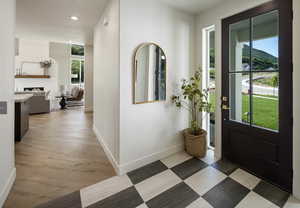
4;107;116;208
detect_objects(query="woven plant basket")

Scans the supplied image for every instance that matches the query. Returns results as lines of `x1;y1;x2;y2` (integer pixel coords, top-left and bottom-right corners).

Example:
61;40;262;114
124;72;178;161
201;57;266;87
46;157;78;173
183;129;207;158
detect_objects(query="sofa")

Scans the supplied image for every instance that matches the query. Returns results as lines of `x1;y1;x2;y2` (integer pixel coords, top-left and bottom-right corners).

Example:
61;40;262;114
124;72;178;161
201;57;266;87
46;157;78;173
15;91;51;114
28;95;50;114
66;87;84;107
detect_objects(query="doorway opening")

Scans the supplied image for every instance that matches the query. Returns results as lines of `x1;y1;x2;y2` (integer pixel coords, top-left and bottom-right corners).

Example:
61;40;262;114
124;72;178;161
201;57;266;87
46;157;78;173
221;1;293;192
202;25;216;150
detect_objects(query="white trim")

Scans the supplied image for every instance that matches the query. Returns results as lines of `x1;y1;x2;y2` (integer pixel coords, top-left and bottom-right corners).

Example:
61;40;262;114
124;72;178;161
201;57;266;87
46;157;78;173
294;171;300;200
118;144;184;175
84;106;93;113
93;125;184;176
202;25;214;148
93;125;120;175
70;57;85;87
202;25;220;153
0;168;16;207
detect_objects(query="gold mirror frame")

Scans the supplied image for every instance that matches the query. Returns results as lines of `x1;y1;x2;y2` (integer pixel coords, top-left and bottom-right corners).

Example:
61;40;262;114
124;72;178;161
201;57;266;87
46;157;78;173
133;42;167;104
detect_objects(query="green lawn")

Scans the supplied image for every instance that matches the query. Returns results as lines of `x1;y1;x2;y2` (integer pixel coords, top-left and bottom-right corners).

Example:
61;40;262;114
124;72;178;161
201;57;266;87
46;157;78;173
209;92;278;131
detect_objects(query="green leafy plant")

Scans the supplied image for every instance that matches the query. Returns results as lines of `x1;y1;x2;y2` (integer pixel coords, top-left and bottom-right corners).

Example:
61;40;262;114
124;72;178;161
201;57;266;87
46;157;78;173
171;70;211;136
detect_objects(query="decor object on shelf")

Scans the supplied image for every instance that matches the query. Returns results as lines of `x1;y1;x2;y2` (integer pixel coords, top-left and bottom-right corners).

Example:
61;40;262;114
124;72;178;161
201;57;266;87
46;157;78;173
40;59;53;69
171;70;211;158
16;59;53;78
133;43;167;104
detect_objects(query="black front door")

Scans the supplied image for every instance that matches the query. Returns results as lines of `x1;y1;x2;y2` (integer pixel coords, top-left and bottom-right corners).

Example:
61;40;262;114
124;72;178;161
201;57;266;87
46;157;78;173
222;0;293;192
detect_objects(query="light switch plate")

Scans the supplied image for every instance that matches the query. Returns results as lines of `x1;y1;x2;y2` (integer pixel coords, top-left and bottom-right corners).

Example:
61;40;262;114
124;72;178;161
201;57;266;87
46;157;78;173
0;102;7;114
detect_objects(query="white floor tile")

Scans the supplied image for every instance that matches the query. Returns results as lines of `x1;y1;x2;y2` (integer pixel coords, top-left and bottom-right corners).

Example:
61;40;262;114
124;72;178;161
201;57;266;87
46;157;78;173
236;192;279;208
200;149;218;165
186;197;213;208
135;169;182;201
80;175;132;207
161;151;192;168
184;166;227;196
230;169;260;190
283;196;300;208
136;203;149;208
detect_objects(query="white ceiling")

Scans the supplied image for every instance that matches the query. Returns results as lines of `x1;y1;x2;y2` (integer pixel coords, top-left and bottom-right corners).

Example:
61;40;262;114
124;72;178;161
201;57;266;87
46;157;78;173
16;0;109;45
160;0;225;14
16;0;225;45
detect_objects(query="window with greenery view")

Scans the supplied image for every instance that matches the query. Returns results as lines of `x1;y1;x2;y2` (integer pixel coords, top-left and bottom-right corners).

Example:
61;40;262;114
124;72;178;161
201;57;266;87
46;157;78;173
71;60;84;84
228;11;279;131
71;44;85;86
72;45;84;56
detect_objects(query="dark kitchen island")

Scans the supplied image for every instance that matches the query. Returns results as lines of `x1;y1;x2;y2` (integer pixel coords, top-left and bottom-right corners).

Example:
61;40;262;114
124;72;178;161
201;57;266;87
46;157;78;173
15;94;32;142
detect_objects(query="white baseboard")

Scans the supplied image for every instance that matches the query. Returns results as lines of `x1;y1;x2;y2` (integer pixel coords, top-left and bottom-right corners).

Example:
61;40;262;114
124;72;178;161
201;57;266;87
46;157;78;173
93;125;120;175
294;171;300;200
118;144;184;175
93;125;184;176
85;106;93;113
0;167;16;207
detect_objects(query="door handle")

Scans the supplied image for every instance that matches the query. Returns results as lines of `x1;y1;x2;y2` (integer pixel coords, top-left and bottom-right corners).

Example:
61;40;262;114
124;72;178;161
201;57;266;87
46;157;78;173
222;105;230;110
222;96;228;102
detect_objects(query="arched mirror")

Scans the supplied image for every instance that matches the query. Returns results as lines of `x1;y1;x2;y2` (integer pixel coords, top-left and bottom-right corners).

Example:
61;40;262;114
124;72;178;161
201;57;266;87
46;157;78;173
133;43;167;104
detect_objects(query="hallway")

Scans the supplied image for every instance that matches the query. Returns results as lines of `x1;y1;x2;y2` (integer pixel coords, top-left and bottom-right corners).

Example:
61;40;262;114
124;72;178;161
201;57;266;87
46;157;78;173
4;108;115;208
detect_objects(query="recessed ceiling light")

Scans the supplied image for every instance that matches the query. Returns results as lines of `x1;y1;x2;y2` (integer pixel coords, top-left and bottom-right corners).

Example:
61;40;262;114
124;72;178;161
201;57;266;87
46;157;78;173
70;16;79;21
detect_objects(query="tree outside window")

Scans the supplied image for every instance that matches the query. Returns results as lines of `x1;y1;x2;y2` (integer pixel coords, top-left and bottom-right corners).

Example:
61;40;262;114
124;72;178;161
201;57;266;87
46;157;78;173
72;45;84;56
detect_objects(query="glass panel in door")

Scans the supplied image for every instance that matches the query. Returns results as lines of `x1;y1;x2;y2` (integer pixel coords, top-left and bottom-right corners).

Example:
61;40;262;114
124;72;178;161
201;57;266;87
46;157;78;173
228;18;251;124
251;10;279;131
229;73;251;124
228;10;279;131
209;30;216;148
229;19;251;72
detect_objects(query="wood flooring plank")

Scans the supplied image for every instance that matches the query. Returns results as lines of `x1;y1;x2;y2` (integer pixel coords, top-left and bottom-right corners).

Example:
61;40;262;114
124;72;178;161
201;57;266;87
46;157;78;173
3;107;115;208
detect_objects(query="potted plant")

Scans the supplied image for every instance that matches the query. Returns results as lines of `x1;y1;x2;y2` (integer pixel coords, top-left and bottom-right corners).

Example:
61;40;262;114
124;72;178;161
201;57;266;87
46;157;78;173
171;70;211;158
40;60;53;69
40;59;53;76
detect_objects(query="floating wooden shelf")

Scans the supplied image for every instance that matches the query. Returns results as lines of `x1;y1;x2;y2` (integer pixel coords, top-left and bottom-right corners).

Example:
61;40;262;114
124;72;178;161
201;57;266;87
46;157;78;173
15;75;51;79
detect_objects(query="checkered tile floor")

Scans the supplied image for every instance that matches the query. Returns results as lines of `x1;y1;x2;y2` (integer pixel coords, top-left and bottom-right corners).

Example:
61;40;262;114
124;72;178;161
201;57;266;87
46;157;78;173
36;150;299;208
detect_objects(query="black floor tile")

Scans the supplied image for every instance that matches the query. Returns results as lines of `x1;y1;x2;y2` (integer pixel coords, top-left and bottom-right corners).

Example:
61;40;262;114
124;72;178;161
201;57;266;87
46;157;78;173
146;182;199;208
87;186;143;208
203;177;250;208
35;191;82;208
253;181;290;207
211;159;238;175
127;161;168;184
171;158;208;180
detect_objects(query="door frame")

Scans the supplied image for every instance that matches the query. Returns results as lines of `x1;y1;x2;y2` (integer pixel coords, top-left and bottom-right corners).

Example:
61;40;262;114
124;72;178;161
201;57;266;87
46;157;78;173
221;0;293;192
202;25;216;150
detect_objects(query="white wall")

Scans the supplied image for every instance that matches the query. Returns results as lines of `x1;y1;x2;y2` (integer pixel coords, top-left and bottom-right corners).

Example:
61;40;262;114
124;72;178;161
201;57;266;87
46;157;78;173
0;0;16;206
196;0;300;198
19;39;49;58
84;45;94;112
293;0;300;200
118;0;195;173
15;39;59;99
93;0;120;170
49;42;71;88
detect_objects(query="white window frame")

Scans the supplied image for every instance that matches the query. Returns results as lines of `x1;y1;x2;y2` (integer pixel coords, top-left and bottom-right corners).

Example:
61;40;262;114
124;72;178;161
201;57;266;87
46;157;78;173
202;25;216;150
70;45;85;88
